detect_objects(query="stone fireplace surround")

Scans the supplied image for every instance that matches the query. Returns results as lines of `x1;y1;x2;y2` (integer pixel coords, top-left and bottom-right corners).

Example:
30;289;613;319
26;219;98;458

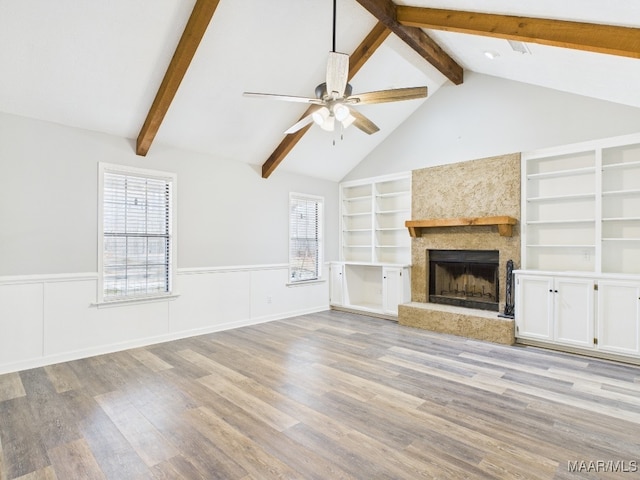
398;153;521;345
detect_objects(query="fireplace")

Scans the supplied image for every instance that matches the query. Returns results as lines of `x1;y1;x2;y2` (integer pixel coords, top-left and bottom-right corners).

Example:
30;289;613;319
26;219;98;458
428;249;499;312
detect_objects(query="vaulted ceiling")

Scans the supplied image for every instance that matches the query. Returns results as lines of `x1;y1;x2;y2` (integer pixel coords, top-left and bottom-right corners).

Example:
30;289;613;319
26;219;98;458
1;0;639;181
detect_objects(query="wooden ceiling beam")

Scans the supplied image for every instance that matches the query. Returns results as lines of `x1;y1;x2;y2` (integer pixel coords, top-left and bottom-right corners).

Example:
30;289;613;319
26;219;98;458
397;7;640;59
261;22;391;179
136;0;221;156
354;0;463;85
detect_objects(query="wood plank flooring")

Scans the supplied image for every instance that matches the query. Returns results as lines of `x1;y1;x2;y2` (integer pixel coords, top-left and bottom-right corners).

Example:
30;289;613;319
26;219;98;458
1;310;640;479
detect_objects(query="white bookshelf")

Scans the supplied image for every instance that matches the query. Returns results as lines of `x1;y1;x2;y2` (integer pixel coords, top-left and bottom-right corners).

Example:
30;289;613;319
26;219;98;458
521;136;640;275
601;143;640;274
522;148;597;272
340;173;411;264
333;173;412;318
517;134;640;362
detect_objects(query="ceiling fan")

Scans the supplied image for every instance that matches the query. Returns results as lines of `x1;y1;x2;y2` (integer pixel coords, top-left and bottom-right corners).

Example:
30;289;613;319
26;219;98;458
243;0;428;137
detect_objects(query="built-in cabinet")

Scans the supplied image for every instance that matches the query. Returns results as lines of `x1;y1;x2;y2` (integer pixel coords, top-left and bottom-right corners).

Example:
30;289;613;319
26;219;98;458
515;274;594;349
597;280;640;356
332;173;412;318
329;262;410;316
515;271;640;358
517;133;640;361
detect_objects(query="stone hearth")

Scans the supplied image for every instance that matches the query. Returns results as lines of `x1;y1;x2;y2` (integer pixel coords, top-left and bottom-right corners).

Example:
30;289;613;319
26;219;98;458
399;302;515;345
398;153;521;345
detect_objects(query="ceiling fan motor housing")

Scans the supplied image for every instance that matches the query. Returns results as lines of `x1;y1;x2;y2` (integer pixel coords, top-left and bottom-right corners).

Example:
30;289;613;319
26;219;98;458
315;82;353;100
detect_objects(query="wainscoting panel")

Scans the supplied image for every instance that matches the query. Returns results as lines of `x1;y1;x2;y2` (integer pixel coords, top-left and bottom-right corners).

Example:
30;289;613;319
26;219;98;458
0;265;329;374
169;268;252;333
0;282;44;366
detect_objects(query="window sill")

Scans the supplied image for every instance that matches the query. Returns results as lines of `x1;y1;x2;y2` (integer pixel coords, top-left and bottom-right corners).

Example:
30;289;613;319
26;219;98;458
286;279;326;287
91;293;181;309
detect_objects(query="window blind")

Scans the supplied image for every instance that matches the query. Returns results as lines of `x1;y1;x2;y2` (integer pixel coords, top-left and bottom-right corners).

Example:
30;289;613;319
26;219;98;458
103;172;172;299
289;194;322;282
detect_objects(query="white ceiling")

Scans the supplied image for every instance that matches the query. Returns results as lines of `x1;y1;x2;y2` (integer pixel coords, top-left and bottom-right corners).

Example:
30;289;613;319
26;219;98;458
0;0;639;181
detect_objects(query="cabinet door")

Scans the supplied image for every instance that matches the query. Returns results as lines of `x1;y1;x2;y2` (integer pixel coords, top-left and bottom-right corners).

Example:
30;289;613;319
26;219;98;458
515;275;554;340
382;267;406;315
597;280;640;356
554;277;594;348
329;263;344;306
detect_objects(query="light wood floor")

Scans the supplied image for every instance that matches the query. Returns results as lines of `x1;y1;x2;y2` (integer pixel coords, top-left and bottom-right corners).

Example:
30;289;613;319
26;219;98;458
1;310;639;479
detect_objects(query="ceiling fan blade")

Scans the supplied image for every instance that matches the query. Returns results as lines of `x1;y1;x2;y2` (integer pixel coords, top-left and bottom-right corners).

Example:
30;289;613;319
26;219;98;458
348;86;428;105
283;105;324;134
243;92;324;105
284;114;315;135
350;108;380;135
326;52;349;98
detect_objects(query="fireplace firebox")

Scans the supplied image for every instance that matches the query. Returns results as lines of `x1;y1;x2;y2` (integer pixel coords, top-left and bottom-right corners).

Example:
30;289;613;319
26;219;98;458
428;249;499;312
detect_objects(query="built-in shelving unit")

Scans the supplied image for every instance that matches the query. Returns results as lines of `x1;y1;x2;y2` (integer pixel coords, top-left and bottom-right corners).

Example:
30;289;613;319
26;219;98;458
332;173;412;318
522;134;640;274
516;133;640;363
522;147;598;272
341;173;411;264
601;143;640;274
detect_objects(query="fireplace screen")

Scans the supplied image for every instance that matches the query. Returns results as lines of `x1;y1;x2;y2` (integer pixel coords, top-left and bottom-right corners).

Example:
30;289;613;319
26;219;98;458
428;250;499;312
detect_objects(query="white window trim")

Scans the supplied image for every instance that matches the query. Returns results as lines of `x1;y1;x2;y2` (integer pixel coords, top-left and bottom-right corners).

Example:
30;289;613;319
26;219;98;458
97;162;178;305
288;192;324;284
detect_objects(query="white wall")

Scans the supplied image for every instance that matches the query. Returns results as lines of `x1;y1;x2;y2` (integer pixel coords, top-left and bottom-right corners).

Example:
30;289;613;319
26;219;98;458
0;112;339;275
344;72;640;181
0;112;338;373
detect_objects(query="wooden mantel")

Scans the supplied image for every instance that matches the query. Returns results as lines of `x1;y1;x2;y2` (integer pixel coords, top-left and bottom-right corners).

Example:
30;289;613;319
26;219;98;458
405;216;517;237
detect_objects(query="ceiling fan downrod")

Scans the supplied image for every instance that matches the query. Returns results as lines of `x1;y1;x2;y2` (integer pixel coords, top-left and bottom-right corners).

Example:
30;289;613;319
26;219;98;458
332;0;337;53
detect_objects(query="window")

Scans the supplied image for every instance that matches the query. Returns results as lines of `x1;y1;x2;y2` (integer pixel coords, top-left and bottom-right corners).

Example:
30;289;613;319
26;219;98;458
289;193;323;283
99;163;176;302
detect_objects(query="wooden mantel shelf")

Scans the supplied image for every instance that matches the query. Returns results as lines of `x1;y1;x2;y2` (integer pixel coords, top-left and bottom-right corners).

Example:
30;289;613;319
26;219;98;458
405;216;517;238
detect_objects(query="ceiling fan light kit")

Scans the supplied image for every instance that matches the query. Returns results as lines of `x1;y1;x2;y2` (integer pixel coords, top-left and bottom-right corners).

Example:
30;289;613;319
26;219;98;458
334;104;350;122
243;0;428;138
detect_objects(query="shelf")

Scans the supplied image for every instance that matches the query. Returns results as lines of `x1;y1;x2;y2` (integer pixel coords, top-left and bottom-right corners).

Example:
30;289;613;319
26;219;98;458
343;212;371;217
376;227;406;231
602;189;640;197
377;209;410;215
527;219;595;225
602;160;640;170
527;166;595;180
602;217;640;222
376;191;408;199
602;238;640;242
344;245;372;248
343;195;372;202
376;245;408;249
527;193;595;202
347;302;384;312
527;244;595;248
406;216;517;238
343;228;373;232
